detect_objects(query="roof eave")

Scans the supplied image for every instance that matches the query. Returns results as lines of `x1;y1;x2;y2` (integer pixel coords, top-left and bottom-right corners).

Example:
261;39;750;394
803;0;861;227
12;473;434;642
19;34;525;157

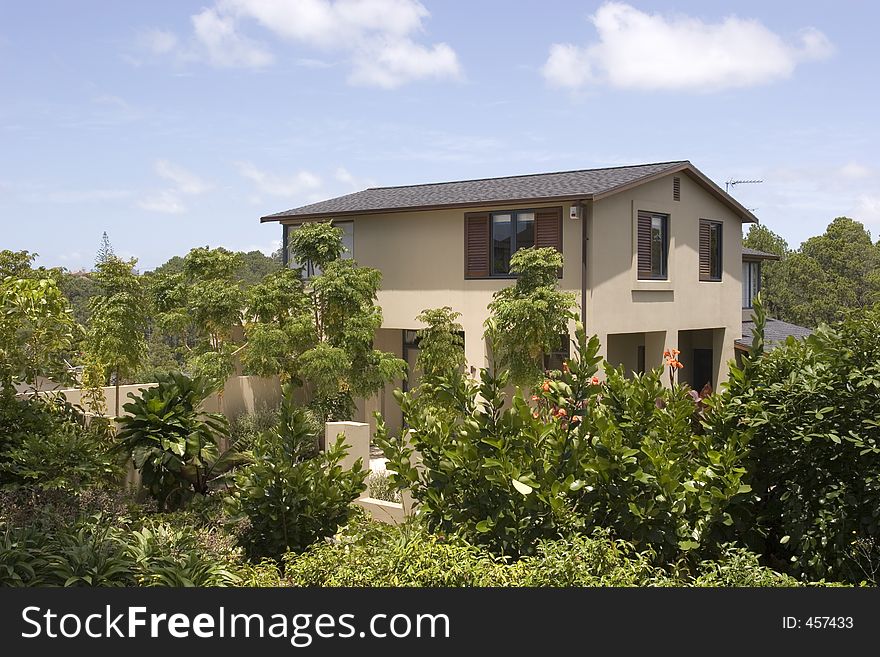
592;161;758;224
259;193;596;223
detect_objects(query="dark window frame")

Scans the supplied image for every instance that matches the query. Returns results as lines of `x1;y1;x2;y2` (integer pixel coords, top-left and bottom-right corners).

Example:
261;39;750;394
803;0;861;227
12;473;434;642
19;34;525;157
490;209;537;277
638;211;669;281
742;260;761;309
700;219;723;282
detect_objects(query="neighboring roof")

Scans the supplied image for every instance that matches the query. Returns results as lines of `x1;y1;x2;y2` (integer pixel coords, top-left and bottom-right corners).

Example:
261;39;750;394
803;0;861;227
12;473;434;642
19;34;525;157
261;160;758;223
736;318;813;351
742;247;782;261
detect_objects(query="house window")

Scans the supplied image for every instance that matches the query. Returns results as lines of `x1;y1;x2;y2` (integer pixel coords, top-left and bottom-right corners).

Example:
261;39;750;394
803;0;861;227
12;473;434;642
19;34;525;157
742;261;761;308
285;220;353;277
492;211;535;275
699;219;723;281
637;211;668;280
465;207;561;278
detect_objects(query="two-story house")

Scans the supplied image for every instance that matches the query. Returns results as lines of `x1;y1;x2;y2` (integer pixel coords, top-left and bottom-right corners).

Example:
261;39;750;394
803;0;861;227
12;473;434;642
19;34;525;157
261;160;756;429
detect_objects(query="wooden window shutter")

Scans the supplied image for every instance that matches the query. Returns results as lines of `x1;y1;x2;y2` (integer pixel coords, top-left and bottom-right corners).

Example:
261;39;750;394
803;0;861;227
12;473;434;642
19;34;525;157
464;212;490;278
536;207;563;277
535;207;562;251
699;219;711;280
637;211;653;278
673;176;681;201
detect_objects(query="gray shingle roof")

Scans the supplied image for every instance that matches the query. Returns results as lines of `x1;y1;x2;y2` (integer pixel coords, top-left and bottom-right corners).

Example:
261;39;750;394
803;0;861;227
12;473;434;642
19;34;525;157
742;247;782;260
737;318;813;350
261;161;688;221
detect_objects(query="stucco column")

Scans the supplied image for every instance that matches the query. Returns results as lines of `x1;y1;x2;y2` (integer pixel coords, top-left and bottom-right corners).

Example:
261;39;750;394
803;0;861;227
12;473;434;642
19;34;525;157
325;421;371;474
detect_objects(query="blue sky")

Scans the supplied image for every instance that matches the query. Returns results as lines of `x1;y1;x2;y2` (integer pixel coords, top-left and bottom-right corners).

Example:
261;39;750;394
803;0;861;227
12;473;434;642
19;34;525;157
2;1;878;271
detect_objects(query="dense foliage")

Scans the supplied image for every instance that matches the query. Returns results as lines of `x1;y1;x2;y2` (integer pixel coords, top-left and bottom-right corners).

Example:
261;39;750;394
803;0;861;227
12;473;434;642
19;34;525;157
723;301;880;582
747;217;880;327
485;247;577;386
227;386;366;560
115;373;244;510
378;324;751;560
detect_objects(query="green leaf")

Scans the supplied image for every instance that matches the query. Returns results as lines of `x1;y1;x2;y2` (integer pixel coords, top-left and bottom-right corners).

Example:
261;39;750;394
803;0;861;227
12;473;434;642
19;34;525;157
511;478;533;495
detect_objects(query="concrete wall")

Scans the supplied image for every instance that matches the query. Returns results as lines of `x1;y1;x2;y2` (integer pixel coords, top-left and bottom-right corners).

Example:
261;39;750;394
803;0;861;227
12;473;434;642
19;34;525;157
50;375;281;421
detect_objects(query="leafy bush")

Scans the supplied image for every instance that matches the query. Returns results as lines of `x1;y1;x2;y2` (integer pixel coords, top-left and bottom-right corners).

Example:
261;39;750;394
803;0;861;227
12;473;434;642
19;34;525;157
229;405;280;449
283;514;802;588
227;386;366;560
0;395;120;491
115;372;246;509
366;471;401;503
0;489;247;587
378;324;750;560
723;302;880;582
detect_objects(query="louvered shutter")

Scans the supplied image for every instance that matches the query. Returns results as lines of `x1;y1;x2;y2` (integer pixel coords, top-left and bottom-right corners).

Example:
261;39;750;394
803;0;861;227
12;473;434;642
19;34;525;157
536;207;563;277
699;219;711;280
637;211;653;278
464;213;490;278
535;207;562;252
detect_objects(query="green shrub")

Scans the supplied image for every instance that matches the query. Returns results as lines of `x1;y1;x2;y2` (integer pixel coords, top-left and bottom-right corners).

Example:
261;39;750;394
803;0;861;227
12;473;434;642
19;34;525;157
229;406;280;449
115;372;246;509
378;324;750;560
723;302;880;582
227;386;366;560
0;395;120;491
366;470;400;503
283;515;801;588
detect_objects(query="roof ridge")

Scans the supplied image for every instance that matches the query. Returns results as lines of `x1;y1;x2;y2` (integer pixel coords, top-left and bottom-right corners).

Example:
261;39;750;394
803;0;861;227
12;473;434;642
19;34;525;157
362;160;689;191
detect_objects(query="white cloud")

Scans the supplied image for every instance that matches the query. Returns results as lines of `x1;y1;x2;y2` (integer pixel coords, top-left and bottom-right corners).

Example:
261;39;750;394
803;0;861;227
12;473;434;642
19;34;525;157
236;161;322;197
349;38;460;88
191;7;274;68
138;160;210;214
147;0;459;87
138;191;185;214
855;195;880;227
334;166;374;190
839;162;872;179
543;2;833;92
139;28;179;55
155;160;211;195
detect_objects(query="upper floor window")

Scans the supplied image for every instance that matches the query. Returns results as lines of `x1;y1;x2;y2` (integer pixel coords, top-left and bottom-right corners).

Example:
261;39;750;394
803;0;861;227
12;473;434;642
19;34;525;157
465;207;562;278
637;211;668;280
492;210;535;275
699;219;723;281
742;260;761;308
284;220;353;277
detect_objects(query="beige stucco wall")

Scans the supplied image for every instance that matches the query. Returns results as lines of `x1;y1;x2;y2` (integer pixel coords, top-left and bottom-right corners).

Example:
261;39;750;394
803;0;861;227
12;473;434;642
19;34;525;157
283;170;745;389
586;172;743;384
319;200;584;372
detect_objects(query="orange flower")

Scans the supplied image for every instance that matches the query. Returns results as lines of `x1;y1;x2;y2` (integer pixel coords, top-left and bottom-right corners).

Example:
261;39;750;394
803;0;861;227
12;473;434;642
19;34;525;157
591;376;600;385
663;349;671;358
531;395;539;401
571;415;580;424
532;412;539;419
557;408;567;417
542;381;551;392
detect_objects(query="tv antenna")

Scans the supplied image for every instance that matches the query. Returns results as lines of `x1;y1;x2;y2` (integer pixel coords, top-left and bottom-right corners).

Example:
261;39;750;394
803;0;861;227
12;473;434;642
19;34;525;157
725;178;763;193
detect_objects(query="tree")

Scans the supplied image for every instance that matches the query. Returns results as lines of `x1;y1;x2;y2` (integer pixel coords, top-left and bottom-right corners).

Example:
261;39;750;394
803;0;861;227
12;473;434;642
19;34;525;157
245;222;406;420
149;247;245;391
485;247;577;386
95;231;115;267
415;307;466;378
0;275;77;395
768;217;880;327
86;256;148;415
